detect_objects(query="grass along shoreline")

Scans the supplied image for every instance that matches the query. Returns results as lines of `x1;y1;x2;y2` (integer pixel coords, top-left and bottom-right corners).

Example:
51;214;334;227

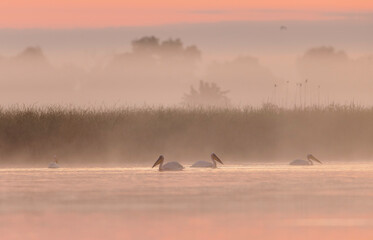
0;104;372;165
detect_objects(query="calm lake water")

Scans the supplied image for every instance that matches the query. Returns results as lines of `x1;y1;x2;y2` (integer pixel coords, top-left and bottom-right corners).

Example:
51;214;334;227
1;163;373;240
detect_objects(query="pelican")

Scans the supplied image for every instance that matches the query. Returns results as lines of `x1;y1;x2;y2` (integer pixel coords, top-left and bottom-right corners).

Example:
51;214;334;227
191;153;223;168
48;155;59;168
289;154;322;166
152;155;184;171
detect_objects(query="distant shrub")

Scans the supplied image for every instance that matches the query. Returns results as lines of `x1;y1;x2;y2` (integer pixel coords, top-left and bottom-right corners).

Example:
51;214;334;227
183;81;230;108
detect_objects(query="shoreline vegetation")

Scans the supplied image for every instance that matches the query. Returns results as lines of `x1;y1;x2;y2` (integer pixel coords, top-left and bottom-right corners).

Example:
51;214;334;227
0;104;372;165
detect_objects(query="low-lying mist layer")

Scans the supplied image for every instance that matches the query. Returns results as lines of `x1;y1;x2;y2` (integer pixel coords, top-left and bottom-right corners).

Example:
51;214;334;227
0;105;372;165
1;33;373;107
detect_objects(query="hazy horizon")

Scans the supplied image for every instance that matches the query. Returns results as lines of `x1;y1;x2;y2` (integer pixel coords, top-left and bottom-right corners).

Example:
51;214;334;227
2;2;373;240
1;19;373;107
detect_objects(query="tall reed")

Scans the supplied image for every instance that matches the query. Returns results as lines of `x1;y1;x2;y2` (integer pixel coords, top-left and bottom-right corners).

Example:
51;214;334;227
0;104;372;164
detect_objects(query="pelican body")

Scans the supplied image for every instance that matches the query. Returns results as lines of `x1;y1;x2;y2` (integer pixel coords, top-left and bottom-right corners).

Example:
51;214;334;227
191;153;223;168
289;154;322;166
152;155;184;171
48;156;59;168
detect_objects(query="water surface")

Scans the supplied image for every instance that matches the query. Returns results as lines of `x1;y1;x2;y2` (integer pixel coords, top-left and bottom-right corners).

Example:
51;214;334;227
1;163;373;239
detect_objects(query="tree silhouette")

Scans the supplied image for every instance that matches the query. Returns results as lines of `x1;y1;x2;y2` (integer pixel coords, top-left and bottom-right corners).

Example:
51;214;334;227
183;80;230;107
130;36;201;62
110;36;201;71
131;36;160;55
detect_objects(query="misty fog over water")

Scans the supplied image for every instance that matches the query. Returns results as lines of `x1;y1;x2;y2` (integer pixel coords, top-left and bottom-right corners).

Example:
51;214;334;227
1;18;373;240
2;164;373;240
1;19;373;107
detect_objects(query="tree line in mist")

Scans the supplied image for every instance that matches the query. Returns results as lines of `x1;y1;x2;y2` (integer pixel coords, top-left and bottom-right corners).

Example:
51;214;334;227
0;36;373;106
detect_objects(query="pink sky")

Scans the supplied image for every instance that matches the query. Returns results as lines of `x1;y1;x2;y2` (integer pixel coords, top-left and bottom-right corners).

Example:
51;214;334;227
0;1;372;28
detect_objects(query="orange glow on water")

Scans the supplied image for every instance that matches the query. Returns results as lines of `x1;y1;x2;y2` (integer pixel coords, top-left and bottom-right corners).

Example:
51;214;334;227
1;213;373;240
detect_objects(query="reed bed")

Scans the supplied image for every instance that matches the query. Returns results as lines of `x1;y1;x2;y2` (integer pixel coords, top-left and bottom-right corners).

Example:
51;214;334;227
0;104;372;164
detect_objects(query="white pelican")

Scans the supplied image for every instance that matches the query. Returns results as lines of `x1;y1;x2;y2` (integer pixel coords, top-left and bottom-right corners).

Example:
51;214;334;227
289;154;322;166
191;153;223;168
48;155;59;168
152;155;184;171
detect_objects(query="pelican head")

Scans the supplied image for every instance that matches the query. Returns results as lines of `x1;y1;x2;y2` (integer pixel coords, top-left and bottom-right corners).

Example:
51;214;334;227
53;155;58;164
307;154;322;164
211;153;223;164
152;155;164;168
